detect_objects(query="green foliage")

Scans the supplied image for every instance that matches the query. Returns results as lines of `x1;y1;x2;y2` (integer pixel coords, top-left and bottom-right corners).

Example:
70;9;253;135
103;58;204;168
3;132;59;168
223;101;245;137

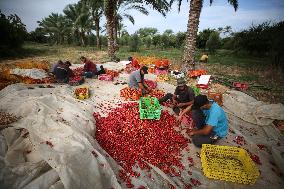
206;31;221;54
196;28;215;49
119;30;130;46
28;28;48;43
0;11;27;49
231;21;284;69
145;36;152;48
129;33;140;52
137;27;158;38
152;34;161;47
175;32;186;48
37;13;71;45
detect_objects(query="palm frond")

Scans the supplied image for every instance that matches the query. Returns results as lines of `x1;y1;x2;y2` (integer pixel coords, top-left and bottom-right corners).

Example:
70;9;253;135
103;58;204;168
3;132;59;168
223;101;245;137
228;0;238;11
125;5;149;15
123;13;135;25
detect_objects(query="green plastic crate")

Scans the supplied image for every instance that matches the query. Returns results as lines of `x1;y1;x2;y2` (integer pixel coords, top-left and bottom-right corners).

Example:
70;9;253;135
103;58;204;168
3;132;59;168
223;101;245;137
139;97;161;120
191;84;201;96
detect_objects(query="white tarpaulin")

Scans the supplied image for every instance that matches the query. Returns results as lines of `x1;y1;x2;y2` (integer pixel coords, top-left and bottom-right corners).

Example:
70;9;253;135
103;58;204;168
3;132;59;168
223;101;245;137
223;90;284;126
11;68;48;79
1;63;284;189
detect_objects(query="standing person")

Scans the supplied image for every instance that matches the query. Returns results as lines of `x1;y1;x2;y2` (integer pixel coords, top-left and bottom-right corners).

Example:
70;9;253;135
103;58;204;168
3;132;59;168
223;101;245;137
80;56;98;78
179;95;228;147
128;66;150;95
159;78;195;115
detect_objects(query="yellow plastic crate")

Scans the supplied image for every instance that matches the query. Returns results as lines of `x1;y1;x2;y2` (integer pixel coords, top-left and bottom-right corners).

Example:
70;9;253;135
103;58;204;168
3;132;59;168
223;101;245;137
201;144;260;184
74;86;89;100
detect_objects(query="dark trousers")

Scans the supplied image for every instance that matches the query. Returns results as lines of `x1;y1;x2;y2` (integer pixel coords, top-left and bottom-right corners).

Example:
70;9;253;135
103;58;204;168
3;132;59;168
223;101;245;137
191;108;219;148
159;93;181;115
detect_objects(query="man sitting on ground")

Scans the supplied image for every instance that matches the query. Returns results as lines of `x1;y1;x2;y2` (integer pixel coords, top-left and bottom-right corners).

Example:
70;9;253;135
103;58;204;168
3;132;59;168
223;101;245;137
179;95;228;147
128;66;150;95
80;56;98;78
159;78;195;115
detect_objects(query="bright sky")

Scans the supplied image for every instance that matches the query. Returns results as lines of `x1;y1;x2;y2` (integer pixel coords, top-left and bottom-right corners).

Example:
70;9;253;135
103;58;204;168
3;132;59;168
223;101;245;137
0;0;284;34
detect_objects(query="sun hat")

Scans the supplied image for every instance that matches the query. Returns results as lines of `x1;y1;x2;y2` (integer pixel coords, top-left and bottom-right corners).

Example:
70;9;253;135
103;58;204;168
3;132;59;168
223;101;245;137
177;78;186;87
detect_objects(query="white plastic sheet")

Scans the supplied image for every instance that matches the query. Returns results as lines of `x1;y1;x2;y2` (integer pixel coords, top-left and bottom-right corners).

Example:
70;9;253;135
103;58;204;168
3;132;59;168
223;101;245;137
11;68;48;79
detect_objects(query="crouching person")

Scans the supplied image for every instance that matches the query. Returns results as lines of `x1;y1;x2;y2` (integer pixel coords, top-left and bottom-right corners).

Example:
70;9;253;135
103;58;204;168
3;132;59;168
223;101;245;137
159;78;195;115
54;61;74;83
179;95;228;147
128;66;151;96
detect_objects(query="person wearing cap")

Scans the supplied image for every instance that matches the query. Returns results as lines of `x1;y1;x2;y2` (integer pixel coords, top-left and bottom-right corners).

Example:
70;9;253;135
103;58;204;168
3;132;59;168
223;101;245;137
159;78;195;115
128;66;150;95
179;95;228;147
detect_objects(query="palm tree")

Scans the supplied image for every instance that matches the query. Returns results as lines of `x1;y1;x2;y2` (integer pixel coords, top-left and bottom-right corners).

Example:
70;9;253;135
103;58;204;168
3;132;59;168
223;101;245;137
173;0;238;70
104;0;170;60
113;0;150;50
38;13;70;45
64;2;94;46
83;0;104;49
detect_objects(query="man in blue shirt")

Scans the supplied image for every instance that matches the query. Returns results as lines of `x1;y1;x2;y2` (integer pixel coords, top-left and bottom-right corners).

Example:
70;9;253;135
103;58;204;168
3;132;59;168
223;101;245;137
179;95;228;147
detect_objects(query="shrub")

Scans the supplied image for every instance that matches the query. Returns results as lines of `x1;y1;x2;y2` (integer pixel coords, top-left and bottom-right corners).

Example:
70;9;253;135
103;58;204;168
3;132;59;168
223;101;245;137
129;34;139;52
206;32;221;54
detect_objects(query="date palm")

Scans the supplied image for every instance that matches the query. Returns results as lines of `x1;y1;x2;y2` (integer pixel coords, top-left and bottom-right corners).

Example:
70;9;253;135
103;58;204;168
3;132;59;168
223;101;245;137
38;13;70;45
172;0;238;70
113;0;150;50
104;0;170;60
83;0;104;49
64;2;94;46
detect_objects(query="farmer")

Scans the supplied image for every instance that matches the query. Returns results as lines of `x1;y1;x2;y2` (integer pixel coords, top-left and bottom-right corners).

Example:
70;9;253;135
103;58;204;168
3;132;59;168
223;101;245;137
159;78;195;115
128;66;150;95
64;61;74;78
54;61;74;83
199;53;209;63
80;56;98;78
179;95;228;147
50;60;63;74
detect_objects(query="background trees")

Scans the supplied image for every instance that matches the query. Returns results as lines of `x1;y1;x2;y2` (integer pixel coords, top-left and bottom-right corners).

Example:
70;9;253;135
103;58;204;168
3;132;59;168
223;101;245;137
0;11;27;49
173;0;239;70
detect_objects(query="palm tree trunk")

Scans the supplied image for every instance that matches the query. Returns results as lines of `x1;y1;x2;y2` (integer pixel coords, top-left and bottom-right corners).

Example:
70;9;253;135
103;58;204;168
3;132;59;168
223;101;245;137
95;17;101;49
113;20;119;51
105;1;116;60
182;0;202;70
80;32;86;46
